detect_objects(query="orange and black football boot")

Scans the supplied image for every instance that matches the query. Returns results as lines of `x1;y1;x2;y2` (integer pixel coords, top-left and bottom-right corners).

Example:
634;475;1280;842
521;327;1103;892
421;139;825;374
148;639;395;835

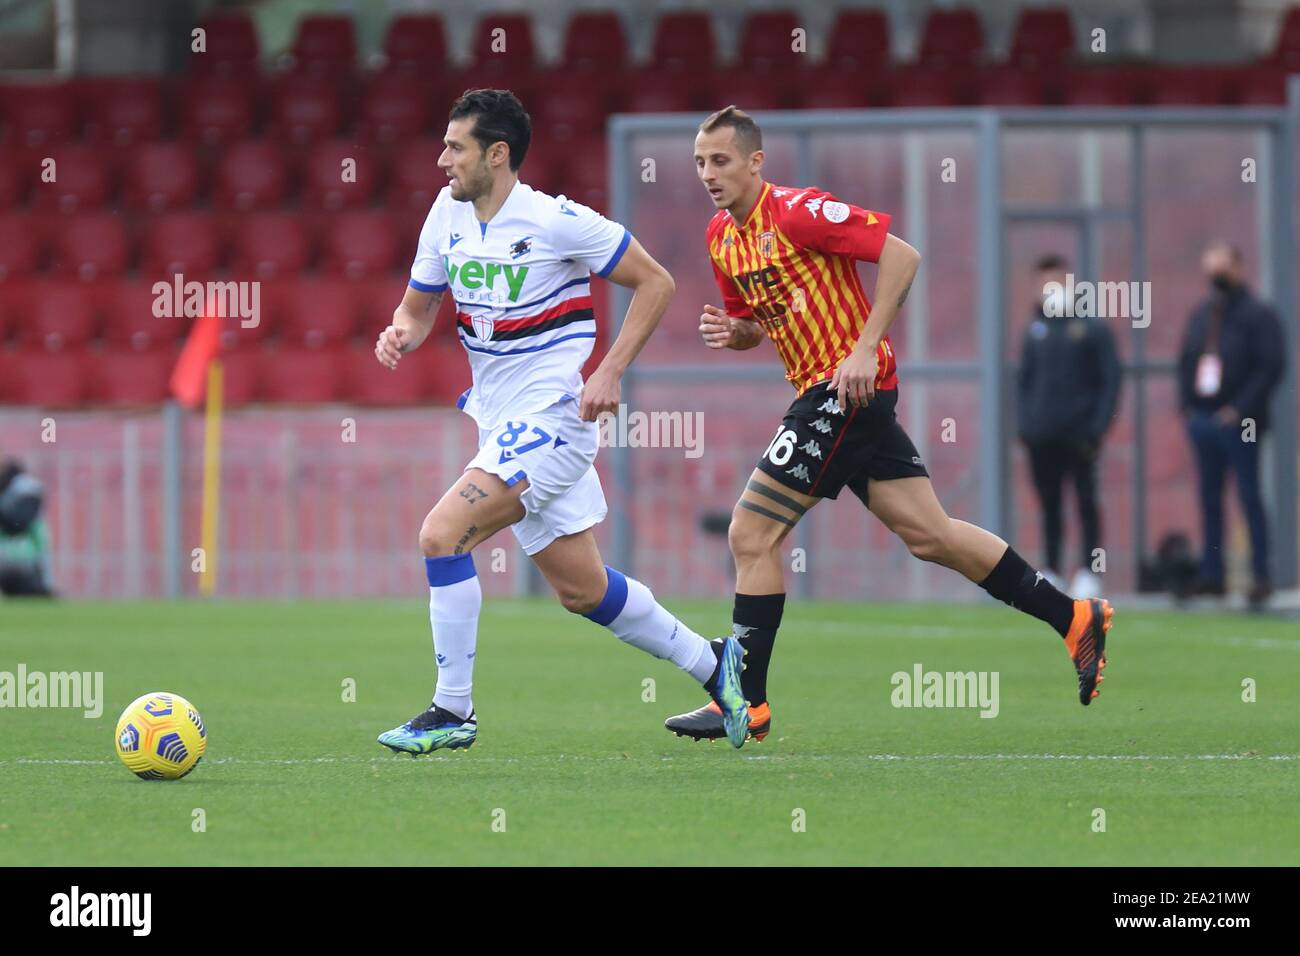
665;700;772;742
1064;598;1113;705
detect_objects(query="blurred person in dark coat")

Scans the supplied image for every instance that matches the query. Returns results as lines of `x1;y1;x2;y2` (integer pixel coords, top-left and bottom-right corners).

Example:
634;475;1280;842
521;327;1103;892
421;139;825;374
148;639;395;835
1178;240;1286;607
0;458;54;597
1017;254;1122;599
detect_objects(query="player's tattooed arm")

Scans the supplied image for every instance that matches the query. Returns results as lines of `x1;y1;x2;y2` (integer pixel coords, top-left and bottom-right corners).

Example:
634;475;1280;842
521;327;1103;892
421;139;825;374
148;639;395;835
855;233;920;353
700;305;764;350
376;287;444;368
729;316;765;350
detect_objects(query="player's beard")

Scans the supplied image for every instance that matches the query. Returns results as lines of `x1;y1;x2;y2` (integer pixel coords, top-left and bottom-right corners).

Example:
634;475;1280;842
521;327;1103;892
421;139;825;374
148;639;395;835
450;160;492;202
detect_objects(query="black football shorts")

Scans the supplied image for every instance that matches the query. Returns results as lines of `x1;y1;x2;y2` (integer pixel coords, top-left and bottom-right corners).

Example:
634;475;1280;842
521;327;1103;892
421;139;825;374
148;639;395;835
754;383;929;504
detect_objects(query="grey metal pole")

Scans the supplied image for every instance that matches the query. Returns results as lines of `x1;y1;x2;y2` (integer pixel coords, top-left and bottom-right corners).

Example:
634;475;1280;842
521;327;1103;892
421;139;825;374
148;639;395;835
1270;79;1299;587
976;111;1006;537
608;116;636;576
161;400;183;598
1130;125;1149;589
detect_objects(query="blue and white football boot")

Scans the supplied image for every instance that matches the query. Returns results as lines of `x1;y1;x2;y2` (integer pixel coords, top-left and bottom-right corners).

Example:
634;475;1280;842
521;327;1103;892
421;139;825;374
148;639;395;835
377;704;477;756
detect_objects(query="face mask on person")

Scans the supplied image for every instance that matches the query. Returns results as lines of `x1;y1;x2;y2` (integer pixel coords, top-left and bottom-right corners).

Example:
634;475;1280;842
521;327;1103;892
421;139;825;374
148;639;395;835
1210;273;1235;294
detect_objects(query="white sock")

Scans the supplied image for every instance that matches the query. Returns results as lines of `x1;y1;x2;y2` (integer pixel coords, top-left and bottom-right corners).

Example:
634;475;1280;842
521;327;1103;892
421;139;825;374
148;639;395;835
585;567;718;685
424;554;482;719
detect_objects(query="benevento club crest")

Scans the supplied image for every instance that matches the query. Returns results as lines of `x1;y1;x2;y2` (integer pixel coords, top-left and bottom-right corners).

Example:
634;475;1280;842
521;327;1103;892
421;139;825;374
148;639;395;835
759;231;776;259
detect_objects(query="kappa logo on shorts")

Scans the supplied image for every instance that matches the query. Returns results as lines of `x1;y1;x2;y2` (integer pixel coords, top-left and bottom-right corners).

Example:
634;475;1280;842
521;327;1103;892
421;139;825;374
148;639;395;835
811;418;834;435
786;464;813;483
800;440;824;459
912;455;923;465
817;396;845;416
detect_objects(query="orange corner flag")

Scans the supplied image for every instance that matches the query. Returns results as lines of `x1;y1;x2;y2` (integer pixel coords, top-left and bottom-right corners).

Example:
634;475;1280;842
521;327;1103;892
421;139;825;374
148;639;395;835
169;308;221;407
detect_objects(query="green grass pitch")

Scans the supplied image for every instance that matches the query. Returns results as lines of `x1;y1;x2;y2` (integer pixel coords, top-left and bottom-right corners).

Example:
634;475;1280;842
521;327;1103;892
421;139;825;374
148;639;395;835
2;598;1297;865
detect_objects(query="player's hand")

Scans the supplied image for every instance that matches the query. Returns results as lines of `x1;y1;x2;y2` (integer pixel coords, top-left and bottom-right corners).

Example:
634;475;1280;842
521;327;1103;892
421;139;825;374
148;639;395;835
699;304;735;349
580;365;621;422
375;325;410;370
830;345;878;410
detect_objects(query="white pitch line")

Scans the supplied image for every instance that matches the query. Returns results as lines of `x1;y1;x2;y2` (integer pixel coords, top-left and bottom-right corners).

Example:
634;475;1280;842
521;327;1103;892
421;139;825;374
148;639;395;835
4;753;1298;767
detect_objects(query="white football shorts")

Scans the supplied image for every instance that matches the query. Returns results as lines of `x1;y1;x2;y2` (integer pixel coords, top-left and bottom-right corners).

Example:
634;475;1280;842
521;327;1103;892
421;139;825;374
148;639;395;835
464;397;608;556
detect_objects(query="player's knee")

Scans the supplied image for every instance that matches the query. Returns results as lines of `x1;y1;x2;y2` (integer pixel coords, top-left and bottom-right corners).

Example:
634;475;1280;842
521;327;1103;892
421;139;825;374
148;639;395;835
556;584;602;615
418;521;461;558
728;508;780;565
905;524;953;564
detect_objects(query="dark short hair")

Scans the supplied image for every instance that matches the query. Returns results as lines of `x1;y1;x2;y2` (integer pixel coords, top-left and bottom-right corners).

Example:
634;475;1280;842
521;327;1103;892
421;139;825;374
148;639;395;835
699;105;763;155
449;89;531;171
1035;253;1068;272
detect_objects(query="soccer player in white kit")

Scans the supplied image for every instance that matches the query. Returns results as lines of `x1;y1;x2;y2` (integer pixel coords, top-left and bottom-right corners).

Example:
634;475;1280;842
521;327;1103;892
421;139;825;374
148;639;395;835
373;90;750;751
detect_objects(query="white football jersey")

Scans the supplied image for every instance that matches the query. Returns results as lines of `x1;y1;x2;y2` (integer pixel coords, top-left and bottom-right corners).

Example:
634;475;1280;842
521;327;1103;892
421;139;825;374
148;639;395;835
409;181;631;430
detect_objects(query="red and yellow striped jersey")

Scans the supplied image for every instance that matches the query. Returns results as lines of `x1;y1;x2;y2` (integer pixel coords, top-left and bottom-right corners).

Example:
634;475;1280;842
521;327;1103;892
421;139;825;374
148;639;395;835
706;181;899;395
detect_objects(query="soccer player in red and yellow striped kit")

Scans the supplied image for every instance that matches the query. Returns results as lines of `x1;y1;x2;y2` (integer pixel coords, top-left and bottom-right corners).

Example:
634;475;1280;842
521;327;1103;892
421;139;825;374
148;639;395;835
664;107;1115;742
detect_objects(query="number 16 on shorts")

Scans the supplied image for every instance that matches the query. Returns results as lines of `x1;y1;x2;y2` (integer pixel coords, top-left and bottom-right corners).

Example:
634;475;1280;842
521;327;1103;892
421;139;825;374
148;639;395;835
763;425;798;466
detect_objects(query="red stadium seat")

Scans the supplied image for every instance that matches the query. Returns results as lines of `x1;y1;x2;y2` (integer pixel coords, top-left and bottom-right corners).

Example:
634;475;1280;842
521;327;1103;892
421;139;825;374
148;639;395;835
359;71;434;143
799;69;877;110
1008;8;1074;68
91;347;174;405
422;339;472;405
561;136;607;213
81;77;165;145
352;275;409;333
0;152;25;208
888;67;974;107
276;276;360;347
123;141;201;212
389;138;446;211
231;212;312;279
917;8;985;69
214;141;291;210
650;12;715;72
141;212;223;277
739;10;806;74
180;76;257;145
290;15;356;72
383;15;448;72
1146;67;1230;106
9;349;90;406
562;12;627;72
342;341;426;404
212;347;260;405
1272;7;1300;69
191;13;260;75
31;144;113;212
710;71;793;111
0;81;78;146
531;72;612;141
12;279;100;351
101;279;185;351
258;347;342;402
0;214;43;280
618;71;698;113
303;140;381;210
1235;66;1286;104
824;9;891;73
471;14;537;71
1062;68;1143;106
270;74;344;145
322;212;398;278
52;212;130;280
979;67;1058;106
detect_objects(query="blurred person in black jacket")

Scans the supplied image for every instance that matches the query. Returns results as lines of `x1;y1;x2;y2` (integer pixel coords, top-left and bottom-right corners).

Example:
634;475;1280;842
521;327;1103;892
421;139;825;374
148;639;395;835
0;457;54;597
1017;254;1122;599
1178;240;1286;607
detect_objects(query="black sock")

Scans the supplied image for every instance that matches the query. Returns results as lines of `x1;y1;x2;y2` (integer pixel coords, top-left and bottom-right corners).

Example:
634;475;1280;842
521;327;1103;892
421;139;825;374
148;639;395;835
732;592;785;704
978;546;1074;637
703;640;724;693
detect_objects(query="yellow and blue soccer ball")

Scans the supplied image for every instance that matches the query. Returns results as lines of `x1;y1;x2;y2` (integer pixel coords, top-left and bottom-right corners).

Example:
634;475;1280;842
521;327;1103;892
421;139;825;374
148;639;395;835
114;692;207;780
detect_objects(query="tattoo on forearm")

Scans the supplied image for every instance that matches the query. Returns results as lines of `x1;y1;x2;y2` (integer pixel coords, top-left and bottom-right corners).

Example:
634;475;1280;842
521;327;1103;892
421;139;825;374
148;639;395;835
459;483;487;504
453;524;478;554
897;282;913;309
